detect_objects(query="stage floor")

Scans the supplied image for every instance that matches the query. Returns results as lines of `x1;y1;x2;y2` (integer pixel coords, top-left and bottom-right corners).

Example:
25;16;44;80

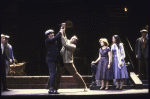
1;88;149;97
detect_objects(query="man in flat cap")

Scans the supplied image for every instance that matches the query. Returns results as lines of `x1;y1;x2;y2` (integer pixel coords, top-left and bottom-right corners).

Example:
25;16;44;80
45;28;64;94
135;29;149;79
1;34;12;91
4;35;15;76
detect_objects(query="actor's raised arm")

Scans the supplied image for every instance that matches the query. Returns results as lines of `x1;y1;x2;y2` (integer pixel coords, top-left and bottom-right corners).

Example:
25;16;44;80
61;35;76;53
45;32;61;43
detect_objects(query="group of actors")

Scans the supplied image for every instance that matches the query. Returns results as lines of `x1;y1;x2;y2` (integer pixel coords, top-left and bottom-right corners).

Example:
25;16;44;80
91;25;149;90
1;34;15;91
1;23;148;94
44;23;149;94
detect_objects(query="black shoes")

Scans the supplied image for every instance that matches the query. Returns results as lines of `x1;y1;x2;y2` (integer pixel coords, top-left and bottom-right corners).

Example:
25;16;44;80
48;88;59;94
53;90;59;94
48;88;54;94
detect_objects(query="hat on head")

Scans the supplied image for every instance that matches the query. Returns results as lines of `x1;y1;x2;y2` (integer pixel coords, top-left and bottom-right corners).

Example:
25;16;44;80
45;29;54;35
140;29;148;33
1;34;5;37
5;35;10;38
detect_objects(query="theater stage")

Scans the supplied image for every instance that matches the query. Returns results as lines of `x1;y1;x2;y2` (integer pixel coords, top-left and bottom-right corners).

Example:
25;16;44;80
1;88;149;98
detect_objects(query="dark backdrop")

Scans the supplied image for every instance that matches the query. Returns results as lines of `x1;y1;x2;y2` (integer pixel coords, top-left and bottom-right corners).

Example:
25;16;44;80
1;0;148;75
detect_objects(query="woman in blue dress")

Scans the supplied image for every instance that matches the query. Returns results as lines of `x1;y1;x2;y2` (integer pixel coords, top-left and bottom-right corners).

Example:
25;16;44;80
92;38;113;90
111;35;129;90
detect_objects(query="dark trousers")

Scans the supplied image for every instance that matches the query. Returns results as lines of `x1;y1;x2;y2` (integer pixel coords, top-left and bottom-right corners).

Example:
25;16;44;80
138;58;148;77
92;72;96;81
46;61;56;89
1;62;7;90
55;63;86;90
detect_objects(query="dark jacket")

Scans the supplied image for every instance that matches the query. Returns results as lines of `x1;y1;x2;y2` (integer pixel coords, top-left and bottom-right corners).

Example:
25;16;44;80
45;32;61;62
1;45;10;67
135;37;149;59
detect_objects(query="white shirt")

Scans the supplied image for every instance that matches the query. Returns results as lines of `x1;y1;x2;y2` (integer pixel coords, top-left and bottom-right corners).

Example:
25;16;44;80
1;43;4;54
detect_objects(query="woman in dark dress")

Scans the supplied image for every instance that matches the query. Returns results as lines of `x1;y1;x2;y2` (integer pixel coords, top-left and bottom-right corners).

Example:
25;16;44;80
92;38;113;90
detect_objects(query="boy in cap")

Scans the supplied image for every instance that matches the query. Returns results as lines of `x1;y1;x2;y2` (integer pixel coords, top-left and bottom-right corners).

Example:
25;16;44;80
45;28;64;94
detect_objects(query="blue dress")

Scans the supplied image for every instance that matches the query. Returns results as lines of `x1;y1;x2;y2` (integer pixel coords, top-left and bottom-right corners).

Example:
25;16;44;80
111;43;128;79
95;47;113;80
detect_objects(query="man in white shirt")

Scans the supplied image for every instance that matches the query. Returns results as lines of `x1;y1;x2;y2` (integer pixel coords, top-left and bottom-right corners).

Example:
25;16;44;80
1;34;12;91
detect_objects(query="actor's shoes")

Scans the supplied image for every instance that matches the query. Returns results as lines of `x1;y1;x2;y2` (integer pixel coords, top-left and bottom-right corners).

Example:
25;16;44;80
100;87;105;90
105;88;109;90
84;86;88;91
48;88;54;94
53;90;59;94
3;88;11;91
115;87;120;90
119;87;123;90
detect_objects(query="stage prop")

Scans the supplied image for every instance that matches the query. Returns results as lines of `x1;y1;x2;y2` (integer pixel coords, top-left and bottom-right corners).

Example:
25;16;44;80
8;59;26;76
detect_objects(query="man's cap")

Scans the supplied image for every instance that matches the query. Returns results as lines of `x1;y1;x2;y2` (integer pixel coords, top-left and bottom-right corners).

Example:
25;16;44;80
5;35;10;38
1;34;5;37
45;29;54;35
140;29;148;33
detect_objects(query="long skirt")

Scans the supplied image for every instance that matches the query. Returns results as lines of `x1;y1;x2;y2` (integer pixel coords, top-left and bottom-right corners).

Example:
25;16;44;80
95;57;113;80
112;56;129;79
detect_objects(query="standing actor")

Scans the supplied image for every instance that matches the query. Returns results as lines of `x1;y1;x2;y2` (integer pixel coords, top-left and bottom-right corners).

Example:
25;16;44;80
4;35;15;76
45;29;63;94
111;35;128;90
135;29;148;79
92;38;113;90
1;34;12;91
55;26;88;92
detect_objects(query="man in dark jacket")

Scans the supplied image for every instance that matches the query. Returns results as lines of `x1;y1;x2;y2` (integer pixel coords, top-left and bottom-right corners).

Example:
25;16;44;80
135;29;148;79
1;34;12;91
45;29;63;94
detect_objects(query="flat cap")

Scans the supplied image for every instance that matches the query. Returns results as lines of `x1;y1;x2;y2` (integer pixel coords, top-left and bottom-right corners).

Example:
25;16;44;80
140;29;148;33
45;29;54;35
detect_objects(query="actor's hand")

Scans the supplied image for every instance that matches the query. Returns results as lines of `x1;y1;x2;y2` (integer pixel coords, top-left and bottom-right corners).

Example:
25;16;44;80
61;23;66;28
9;59;12;63
91;61;96;64
13;63;16;68
107;64;110;70
136;55;138;59
119;62;123;66
60;29;65;35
